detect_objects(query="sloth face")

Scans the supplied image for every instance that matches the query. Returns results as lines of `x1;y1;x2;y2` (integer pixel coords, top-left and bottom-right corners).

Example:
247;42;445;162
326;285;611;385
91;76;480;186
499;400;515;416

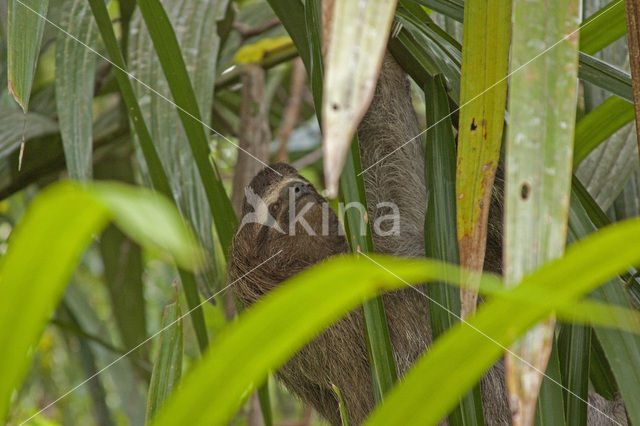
236;163;348;266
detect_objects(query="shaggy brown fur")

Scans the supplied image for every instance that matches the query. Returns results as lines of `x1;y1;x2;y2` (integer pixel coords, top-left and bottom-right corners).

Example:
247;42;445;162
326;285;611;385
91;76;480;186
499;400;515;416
229;53;626;425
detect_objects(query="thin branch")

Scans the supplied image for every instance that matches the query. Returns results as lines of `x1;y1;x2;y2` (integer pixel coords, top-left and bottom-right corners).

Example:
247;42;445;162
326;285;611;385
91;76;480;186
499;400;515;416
233;18;281;42
276;58;307;163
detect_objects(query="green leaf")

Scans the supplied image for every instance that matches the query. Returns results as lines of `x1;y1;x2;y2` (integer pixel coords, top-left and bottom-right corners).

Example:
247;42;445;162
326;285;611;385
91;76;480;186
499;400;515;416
320;0;399;197
455;0;510;318
573;95;635;166
504;0;580;422
393;4;462;102
145;300;183;424
579;0;626;55
132;0;237;256
257;382;273;426
589;337;618;401
413;0;464;22
86;0;171;197
332;384;350;426
0;106;58;159
7;0;49;111
151;215;640;426
558;323;590;425
578;52;633;102
424;74;484;425
55;0;97;180
0;181;202;423
0;183;109;422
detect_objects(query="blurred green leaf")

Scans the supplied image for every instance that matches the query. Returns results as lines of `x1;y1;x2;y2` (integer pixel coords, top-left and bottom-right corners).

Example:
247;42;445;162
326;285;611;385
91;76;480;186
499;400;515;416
7;0;49;111
145;300;183;425
0;181;202;423
91;182;202;271
0;183;110;422
55;0;97;180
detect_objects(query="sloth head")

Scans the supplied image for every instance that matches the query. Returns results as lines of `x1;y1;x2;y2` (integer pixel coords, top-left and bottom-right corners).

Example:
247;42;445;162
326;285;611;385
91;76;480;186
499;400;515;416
230;163;349;304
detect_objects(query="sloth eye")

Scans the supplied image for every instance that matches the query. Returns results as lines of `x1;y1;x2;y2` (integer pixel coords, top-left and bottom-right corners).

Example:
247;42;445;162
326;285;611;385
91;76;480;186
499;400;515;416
269;201;281;214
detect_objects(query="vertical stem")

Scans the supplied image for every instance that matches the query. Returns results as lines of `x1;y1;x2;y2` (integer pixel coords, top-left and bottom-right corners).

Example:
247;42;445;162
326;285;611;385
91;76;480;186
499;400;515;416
623;0;640;162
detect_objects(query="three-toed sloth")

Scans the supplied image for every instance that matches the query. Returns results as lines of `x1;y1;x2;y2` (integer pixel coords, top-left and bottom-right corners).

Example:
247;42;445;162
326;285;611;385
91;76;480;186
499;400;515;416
229;53;626;425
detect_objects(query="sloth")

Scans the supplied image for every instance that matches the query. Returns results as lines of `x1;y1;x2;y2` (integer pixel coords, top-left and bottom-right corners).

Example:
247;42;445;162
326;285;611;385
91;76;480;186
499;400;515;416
229;53;626;425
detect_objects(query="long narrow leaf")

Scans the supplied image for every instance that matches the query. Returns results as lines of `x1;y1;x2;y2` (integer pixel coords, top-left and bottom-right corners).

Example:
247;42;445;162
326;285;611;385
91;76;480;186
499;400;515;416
7;0;49;111
321;0;398;197
504;0;580;422
558;323;590;425
55;0;97;180
455;0;510;318
424;74;484;425
145;300;183;424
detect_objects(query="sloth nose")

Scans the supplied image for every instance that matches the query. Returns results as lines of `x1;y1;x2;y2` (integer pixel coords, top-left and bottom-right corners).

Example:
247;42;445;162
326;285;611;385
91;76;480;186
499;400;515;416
292;181;309;200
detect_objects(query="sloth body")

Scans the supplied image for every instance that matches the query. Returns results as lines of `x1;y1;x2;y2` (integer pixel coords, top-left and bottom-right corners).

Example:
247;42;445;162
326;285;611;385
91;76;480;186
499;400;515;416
230;55;509;425
229;54;625;425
